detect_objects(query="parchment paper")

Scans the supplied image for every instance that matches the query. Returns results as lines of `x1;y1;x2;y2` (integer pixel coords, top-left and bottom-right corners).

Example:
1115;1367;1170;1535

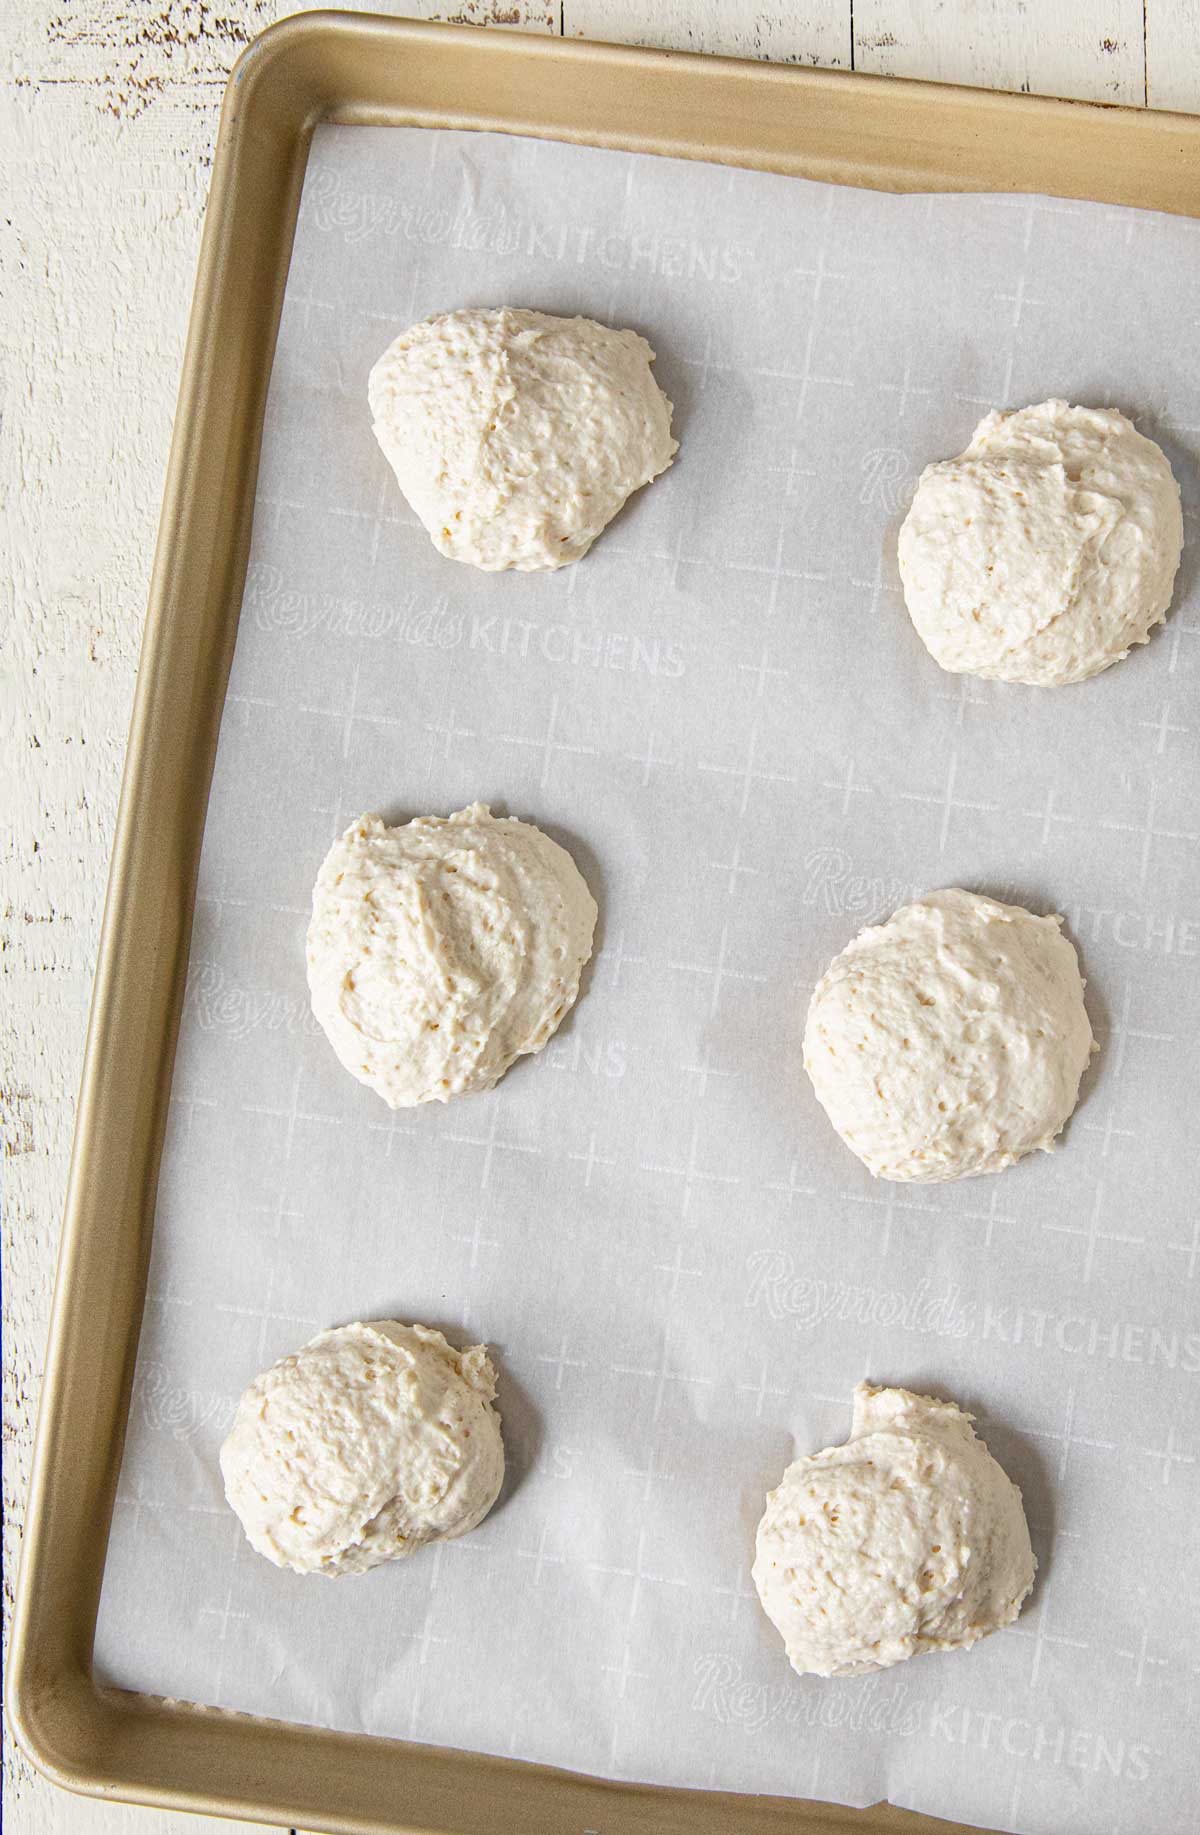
93;124;1200;1835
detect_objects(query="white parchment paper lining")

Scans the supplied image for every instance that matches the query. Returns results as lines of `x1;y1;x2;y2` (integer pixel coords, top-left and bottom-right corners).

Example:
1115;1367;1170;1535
94;125;1200;1835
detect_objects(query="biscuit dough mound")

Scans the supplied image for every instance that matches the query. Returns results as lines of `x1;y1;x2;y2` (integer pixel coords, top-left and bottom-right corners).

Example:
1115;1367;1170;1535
220;1321;504;1576
307;805;597;1108
803;889;1094;1183
753;1383;1035;1677
897;400;1183;685
368;307;677;571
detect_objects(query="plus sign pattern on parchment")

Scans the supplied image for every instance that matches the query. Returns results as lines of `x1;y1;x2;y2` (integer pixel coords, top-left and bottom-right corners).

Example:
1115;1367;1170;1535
92;127;1200;1834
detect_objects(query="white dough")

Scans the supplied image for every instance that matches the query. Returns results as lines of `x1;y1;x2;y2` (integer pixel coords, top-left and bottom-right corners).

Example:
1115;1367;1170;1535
803;889;1095;1183
220;1321;504;1576
897;400;1183;685
307;805;597;1108
753;1383;1035;1678
368;307;677;571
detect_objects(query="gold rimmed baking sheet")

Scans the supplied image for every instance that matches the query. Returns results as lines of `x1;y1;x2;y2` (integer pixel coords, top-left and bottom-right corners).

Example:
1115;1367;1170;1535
7;14;1200;1835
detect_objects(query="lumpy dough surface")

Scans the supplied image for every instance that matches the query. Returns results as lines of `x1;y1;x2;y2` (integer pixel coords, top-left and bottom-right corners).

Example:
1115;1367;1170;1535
898;400;1182;685
368;307;677;571
220;1321;504;1576
803;888;1095;1182
753;1383;1036;1677
307;804;597;1109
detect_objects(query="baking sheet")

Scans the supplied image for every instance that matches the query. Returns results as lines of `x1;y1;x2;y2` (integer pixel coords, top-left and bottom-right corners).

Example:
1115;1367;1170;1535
93;124;1200;1835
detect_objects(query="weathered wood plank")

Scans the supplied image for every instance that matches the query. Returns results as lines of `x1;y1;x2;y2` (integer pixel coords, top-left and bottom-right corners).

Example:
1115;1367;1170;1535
853;0;1146;103
1145;0;1200;108
566;0;850;64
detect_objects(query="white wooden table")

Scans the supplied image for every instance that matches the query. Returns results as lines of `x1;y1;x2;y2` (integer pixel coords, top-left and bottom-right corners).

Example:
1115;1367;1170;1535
4;4;1198;1832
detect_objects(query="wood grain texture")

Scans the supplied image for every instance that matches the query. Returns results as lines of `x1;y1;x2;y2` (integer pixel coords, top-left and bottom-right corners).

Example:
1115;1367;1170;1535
567;0;851;63
853;0;1148;101
1146;0;1200;107
2;5;1197;1835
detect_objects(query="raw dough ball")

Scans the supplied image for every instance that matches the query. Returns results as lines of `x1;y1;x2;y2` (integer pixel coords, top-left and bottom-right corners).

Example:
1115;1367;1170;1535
368;306;677;571
220;1321;504;1576
307;804;597;1108
753;1383;1035;1678
803;888;1094;1183
897;400;1183;685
